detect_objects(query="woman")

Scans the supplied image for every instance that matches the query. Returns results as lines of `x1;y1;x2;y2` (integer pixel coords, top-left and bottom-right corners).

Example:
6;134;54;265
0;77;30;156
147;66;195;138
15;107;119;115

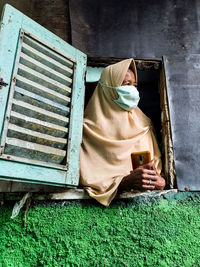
80;58;165;206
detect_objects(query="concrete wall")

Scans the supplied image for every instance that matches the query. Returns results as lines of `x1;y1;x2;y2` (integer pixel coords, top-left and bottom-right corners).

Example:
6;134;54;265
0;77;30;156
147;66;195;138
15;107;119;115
0;0;71;42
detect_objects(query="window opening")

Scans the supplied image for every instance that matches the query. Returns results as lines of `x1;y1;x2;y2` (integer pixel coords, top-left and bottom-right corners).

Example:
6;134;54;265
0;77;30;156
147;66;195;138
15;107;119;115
85;58;175;189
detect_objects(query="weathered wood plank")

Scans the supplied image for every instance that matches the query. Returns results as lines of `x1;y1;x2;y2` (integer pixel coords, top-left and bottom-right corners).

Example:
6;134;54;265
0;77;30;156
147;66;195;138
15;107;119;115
87;57;161;70
49;189;178;200
6;137;66;156
22;40;73;76
0;159;68;185
1;154;68;170
21;52;71;83
15;87;70;112
0;4;23;138
64;52;87;186
17;75;71;100
50;189;90;199
17;73;71;103
0;21;25;154
4;144;65;164
23;35;74;68
18;64;72;90
10;111;68;133
8;123;67;144
12;99;69;123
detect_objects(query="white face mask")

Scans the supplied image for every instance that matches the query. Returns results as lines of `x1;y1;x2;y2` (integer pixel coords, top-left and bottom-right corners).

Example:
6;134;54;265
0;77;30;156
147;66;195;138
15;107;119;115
113;85;140;111
99;81;140;111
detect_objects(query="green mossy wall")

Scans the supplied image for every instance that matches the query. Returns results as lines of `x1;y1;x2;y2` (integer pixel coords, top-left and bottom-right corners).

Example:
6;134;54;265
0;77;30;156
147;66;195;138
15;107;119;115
1;192;200;266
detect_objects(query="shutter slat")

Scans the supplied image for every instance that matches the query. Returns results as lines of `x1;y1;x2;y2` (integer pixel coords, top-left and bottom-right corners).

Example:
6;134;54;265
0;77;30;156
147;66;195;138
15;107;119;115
17;75;71;102
10;116;67;138
12;99;68;127
22;42;73;76
20;52;72;85
6;137;66;156
8;124;67;144
7;130;66;149
11;111;68;133
14;91;69;118
4;145;65;164
23;35;74;68
19;64;72;91
1;154;67;170
15;87;70;113
12;99;69;123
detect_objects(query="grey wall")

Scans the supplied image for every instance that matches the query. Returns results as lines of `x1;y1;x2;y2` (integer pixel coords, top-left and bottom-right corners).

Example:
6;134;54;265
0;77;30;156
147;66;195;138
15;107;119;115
0;0;71;42
70;0;200;59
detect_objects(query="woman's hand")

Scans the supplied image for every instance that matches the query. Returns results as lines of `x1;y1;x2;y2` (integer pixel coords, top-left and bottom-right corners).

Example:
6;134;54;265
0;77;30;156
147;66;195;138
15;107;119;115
118;162;165;192
148;162;166;190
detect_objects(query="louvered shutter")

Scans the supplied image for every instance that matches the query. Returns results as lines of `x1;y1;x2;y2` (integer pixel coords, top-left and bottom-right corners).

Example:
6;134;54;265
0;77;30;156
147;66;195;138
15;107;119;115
0;5;86;186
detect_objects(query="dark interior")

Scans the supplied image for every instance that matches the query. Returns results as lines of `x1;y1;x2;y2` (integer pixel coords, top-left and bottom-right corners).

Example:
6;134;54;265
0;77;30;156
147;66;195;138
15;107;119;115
137;68;162;146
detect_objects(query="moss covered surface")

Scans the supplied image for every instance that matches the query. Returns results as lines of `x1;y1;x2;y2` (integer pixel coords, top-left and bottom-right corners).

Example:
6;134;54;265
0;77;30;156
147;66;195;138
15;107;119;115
1;193;200;266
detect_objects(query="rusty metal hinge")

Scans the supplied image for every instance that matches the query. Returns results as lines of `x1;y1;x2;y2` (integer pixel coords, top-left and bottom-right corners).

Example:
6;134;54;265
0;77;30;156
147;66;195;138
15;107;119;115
0;78;8;89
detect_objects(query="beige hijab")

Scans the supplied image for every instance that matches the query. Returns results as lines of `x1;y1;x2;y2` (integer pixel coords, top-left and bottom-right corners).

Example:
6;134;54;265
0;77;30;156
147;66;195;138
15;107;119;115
80;58;161;206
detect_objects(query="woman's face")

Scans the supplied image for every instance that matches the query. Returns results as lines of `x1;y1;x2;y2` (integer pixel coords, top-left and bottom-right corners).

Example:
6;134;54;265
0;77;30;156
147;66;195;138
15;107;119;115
121;69;137;87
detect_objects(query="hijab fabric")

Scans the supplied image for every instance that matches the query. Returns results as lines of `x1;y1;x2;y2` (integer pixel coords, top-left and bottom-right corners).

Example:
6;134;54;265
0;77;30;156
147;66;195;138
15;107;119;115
80;58;161;206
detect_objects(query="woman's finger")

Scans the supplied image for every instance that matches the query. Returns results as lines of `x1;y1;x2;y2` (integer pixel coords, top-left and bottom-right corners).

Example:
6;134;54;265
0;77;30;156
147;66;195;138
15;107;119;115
134;168;156;175
131;176;157;186
142;179;156;185
130;171;158;182
142;184;155;190
142;174;160;181
143;169;157;175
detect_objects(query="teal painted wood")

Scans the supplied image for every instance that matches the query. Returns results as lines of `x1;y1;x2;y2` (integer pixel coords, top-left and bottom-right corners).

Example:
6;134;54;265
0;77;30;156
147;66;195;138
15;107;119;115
86;67;104;82
0;160;66;185
65;53;86;185
0;4;87;187
0;5;22;139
